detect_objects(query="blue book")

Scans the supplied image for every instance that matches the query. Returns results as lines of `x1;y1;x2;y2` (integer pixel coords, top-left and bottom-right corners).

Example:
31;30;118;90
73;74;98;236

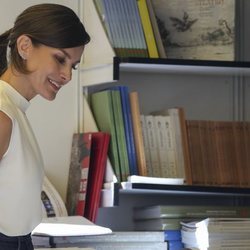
168;240;184;250
164;230;181;241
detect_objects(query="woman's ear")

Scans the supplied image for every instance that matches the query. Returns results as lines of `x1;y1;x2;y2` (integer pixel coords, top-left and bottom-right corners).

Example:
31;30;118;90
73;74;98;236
16;35;33;60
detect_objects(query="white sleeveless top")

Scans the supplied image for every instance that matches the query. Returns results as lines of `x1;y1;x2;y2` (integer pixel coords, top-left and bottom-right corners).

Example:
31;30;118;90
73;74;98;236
0;80;44;236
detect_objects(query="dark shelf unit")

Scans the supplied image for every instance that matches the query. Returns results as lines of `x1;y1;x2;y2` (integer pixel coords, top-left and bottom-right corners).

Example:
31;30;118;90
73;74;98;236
113;57;250;80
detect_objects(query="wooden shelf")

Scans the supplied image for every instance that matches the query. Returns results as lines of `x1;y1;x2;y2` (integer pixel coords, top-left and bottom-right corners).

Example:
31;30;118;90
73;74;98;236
113;57;250;80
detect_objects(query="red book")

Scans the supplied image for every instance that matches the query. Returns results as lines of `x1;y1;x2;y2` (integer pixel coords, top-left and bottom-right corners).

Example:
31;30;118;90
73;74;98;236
84;132;110;222
66;133;92;216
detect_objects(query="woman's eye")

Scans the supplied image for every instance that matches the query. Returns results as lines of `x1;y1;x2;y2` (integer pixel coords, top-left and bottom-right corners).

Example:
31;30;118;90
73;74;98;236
55;55;66;65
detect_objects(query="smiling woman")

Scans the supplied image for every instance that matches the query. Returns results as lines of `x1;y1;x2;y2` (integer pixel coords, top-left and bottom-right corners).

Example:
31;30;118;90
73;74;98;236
0;3;90;250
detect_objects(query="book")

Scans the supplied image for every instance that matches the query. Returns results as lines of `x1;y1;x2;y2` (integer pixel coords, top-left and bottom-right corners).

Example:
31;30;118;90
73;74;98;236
186;120;206;185
168;240;184;250
84;132;110;222
123;0;149;57
140;115;152;176
55;242;168;250
52;231;166;244
152;107;192;184
82;94;117;184
137;0;159;58
66;133;92;216
168;107;192;184
129;91;147;176
153;115;178;178
99;0;148;57
125;175;184;185
144;115;161;177
32;216;112;237
111;86;138;176
181;217;250;249
145;0;166;58
82;0;115;69
33;231;167;249
150;0;235;60
133;204;250;220
121;176;184;190
164;229;181;241
110;89;130;180
90;90;122;182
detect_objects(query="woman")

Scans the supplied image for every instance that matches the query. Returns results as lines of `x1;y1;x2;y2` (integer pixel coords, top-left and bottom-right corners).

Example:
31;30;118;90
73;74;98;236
0;3;90;249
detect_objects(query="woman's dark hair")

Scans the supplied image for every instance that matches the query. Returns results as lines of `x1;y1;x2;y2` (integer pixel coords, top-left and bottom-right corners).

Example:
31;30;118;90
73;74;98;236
0;3;90;75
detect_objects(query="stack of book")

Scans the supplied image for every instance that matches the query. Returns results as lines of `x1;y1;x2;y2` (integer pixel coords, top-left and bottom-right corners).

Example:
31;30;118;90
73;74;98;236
181;217;250;250
32;218;168;250
133;204;250;249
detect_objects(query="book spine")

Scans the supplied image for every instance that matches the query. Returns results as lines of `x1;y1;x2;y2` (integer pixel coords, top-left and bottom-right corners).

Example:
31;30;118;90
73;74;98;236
137;0;159;58
145;115;161;177
129;92;147;176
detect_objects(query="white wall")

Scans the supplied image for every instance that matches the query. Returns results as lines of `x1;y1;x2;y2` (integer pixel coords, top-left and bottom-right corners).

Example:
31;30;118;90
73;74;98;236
0;0;80;201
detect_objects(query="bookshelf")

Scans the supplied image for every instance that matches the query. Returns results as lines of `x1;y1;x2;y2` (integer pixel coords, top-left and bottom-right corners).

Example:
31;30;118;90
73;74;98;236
80;0;250;230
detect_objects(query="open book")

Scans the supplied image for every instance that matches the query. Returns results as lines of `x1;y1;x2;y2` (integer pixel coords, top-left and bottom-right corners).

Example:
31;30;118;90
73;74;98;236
32;216;112;237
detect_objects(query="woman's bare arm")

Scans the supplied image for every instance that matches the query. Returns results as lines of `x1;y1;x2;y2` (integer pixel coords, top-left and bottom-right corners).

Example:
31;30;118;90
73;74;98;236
0;111;12;160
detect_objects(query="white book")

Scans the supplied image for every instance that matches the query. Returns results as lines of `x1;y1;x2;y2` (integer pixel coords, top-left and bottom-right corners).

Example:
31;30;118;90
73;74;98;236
32;216;112;237
167;108;185;178
140;114;152;176
121;175;184;189
154;115;179;178
145;115;161;177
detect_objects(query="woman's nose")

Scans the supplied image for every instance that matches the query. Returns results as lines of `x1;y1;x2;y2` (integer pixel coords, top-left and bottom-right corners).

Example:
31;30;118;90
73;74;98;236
60;67;72;83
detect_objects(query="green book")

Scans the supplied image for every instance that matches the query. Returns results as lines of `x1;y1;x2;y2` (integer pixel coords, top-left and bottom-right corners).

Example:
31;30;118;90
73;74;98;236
90;91;121;182
111;90;130;181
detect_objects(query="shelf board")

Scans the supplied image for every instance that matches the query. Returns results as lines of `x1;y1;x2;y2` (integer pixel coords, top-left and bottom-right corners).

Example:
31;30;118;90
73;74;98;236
120;183;250;197
113;57;250;79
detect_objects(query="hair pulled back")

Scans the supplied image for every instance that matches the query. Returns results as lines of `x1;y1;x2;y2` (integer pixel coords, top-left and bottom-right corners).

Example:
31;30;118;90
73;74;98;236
0;3;90;76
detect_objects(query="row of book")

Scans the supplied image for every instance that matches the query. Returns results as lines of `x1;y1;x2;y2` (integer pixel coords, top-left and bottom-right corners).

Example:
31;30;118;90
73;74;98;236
92;0;235;60
187;120;250;187
88;85;193;185
141;111;189;180
86;84;250;188
89;86;146;183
